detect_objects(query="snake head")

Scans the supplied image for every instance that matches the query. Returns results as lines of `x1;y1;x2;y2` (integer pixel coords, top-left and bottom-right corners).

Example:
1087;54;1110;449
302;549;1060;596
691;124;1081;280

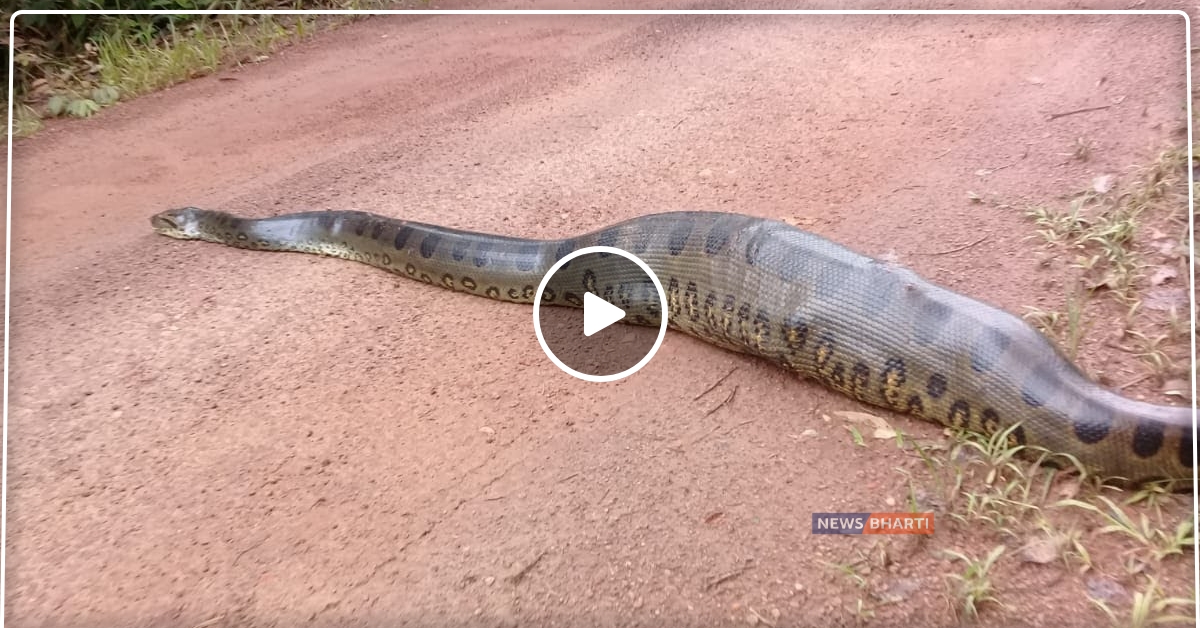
150;207;207;240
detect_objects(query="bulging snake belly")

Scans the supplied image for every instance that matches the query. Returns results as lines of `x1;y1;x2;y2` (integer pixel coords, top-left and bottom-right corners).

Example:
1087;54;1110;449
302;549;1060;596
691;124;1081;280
150;207;1196;485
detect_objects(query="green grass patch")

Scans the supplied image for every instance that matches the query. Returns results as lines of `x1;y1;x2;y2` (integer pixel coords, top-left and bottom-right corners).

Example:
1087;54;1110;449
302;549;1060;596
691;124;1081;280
6;6;399;137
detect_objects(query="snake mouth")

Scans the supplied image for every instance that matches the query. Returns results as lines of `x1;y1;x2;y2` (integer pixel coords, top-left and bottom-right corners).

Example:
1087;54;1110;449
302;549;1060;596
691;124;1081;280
149;209;195;238
150;213;178;232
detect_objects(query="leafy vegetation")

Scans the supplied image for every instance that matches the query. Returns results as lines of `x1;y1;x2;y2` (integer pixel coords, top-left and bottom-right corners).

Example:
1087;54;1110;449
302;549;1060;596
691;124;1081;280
4;1;393;136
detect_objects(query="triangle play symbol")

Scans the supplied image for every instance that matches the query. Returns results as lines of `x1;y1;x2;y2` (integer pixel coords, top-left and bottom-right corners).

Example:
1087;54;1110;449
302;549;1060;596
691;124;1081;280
583;292;626;337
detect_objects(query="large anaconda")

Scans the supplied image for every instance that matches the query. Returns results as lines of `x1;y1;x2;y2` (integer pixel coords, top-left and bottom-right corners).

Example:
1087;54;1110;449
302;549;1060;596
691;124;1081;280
150;207;1196;484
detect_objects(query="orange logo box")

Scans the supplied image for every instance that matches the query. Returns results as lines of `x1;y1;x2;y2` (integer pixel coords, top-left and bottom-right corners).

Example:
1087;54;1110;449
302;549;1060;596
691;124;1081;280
862;512;935;535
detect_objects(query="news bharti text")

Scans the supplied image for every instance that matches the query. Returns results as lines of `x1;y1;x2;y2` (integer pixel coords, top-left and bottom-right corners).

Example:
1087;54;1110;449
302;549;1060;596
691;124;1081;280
812;512;935;535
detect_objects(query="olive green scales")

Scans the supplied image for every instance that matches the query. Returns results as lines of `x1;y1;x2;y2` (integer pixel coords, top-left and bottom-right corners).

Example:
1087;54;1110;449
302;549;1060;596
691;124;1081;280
151;207;1196;485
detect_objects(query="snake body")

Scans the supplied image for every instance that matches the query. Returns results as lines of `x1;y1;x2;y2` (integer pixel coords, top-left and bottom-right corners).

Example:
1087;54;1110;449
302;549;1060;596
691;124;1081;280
151;207;1195;484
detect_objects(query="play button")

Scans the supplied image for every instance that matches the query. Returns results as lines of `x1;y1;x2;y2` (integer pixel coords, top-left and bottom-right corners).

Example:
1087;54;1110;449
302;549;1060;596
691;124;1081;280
583;292;625;337
533;246;668;382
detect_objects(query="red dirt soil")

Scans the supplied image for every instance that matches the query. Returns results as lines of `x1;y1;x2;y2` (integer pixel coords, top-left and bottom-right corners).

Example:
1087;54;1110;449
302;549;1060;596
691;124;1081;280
5;10;1193;628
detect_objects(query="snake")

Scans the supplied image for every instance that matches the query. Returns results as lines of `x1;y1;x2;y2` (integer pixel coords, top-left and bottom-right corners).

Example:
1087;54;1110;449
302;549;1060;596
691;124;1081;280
150;207;1195;485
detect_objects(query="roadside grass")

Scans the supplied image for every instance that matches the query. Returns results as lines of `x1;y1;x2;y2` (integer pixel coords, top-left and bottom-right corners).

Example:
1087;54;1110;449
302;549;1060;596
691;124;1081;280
1090;577;1195;628
893;422;1195;626
824;554;877;622
8;7;401;138
943;544;1006;621
1022;144;1191;393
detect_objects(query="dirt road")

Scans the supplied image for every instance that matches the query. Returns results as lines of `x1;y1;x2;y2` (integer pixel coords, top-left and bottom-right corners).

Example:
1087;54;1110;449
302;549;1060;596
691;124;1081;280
6;11;1192;628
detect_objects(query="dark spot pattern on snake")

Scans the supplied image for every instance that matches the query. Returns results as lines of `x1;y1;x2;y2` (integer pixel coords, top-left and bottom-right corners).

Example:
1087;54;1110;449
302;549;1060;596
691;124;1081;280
461;276;477;290
451;240;469;262
485;286;500;299
814;333;835;369
516;244;539;271
720;295;737;336
564;292;583;307
441;274;454;289
926;373;947;399
705;228;729;256
631;233;650;255
684;282;700;322
473;241;493;268
394;225;414;250
752;309;771;350
1071;402;1112;444
1011;425;1026;447
668;223;692;257
743;229;766;267
616;283;633;308
736;303;752;342
370;222;385;241
981;408;1001;434
906;394;924;415
783;311;809;351
555;239;575;261
419;234;441;259
1132;421;1165;458
851;362;871;393
596;228;619;252
666;278;681;317
881;357;907;407
948;400;971;428
827;362;846;388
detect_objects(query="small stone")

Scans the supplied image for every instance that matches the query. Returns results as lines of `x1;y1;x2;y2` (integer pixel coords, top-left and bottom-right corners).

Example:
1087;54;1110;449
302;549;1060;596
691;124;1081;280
1019;537;1061;564
1086;576;1127;603
885;497;896;507
484;576;496;586
698;168;713;178
1092;174;1115;193
873;577;920;605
